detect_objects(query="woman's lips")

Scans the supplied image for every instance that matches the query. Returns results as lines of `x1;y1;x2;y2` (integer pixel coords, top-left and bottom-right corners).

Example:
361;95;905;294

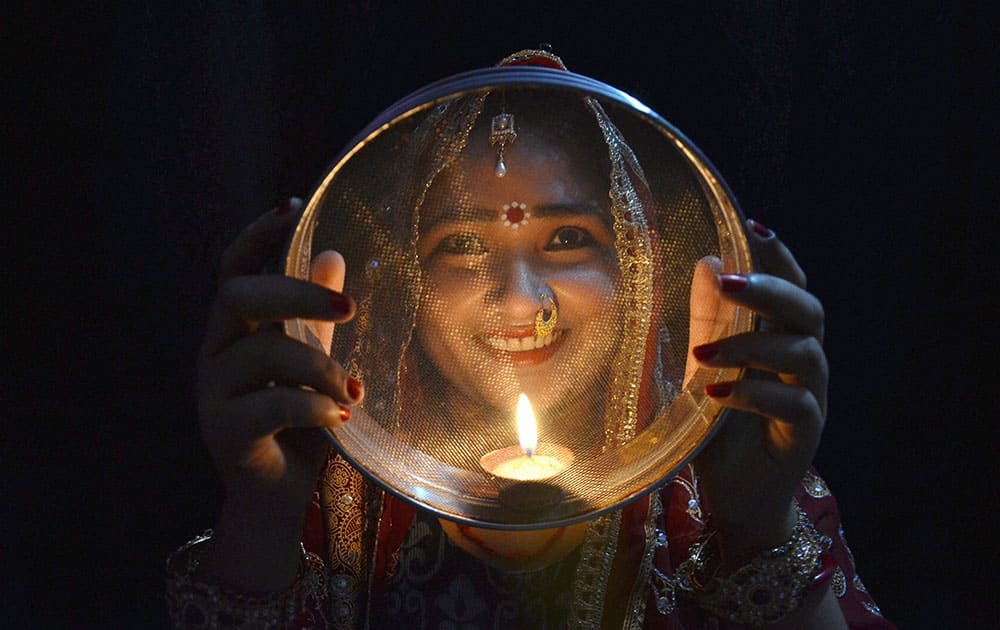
481;330;565;366
482;329;563;352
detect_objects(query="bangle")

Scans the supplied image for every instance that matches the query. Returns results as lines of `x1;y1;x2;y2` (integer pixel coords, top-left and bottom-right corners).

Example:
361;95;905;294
675;503;832;627
165;530;328;629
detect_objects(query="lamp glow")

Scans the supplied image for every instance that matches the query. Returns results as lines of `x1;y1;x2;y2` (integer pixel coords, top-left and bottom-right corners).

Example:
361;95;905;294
517;393;538;456
479;393;573;481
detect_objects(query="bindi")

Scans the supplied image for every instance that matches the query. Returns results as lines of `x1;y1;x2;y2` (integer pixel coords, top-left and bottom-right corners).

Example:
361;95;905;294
501;201;529;229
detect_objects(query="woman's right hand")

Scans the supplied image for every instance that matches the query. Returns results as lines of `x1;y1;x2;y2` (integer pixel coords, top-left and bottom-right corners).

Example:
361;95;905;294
195;198;360;590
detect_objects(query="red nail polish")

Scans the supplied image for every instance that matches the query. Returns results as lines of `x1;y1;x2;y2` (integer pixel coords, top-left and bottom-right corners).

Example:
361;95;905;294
347;377;364;402
747;218;773;239
719;274;749;292
692;343;719;362
330;293;352;315
338;405;351;422
809;552;837;591
276;200;292;215
705;382;733;398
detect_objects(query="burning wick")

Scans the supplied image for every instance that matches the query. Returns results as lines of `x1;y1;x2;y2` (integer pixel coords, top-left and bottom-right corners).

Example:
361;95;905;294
480;394;573;481
516;392;539;457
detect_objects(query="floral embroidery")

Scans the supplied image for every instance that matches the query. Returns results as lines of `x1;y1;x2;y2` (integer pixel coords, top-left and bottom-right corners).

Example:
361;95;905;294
672;464;704;523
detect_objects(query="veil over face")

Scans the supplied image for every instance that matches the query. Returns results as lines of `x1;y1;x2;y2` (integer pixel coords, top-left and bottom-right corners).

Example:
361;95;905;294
321;87;672;464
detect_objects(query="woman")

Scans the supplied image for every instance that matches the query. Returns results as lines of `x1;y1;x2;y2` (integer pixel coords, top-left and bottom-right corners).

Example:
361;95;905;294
168;50;893;628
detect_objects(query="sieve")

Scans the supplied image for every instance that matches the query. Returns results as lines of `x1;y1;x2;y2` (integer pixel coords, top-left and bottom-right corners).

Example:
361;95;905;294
284;64;753;529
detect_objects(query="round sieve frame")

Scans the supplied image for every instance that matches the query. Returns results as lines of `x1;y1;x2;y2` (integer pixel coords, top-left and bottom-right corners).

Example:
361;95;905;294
284;66;754;530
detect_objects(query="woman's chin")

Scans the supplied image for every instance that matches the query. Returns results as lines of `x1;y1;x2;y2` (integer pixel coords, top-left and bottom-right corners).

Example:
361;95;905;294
438;519;589;572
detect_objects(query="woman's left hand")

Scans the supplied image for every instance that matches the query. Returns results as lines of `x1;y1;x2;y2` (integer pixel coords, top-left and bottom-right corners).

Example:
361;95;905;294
684;219;828;562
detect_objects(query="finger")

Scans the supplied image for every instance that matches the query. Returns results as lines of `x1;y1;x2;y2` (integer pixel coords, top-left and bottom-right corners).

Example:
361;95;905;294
307;250;347;355
215;331;361;405
218;198;303;285
224;387;350;439
717;273;824;341
202;275;355;357
705;379;824;456
692;332;828;413
746;219;807;289
274;426;335;474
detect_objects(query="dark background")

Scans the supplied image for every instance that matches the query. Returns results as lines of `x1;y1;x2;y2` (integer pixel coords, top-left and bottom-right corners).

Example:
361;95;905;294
8;2;994;627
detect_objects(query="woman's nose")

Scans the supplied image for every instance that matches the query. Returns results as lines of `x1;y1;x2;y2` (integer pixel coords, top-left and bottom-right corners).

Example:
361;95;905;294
488;255;548;324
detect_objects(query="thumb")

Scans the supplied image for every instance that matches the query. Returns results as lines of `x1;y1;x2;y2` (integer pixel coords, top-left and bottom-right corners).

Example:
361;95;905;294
684;255;725;388
308;250;347;355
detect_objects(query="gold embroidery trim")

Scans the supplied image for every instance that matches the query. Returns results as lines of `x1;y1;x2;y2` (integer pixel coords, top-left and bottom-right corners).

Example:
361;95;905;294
587;95;654;448
623;493;662;629
568;511;622;628
320;454;367;627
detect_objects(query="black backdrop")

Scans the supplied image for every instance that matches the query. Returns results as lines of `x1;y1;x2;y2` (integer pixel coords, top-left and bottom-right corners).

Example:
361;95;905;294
7;3;994;627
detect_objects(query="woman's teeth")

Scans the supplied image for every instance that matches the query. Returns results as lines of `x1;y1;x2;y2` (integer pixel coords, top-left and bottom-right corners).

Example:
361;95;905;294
484;330;562;352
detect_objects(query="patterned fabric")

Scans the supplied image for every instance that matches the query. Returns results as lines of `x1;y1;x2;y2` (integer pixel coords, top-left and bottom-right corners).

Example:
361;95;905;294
374;511;579;629
295;465;895;629
168;463;894;629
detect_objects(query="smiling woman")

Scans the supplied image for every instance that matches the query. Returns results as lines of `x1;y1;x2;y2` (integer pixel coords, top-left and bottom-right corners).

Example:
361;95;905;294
168;48;895;629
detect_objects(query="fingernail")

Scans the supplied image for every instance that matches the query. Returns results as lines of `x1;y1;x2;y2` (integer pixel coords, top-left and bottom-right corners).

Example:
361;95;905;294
692;342;719;362
347;377;364;402
338;404;351;422
747;218;773;239
276;200;292;215
705;382;733;398
719;274;749;292
330;292;352;315
808;553;838;591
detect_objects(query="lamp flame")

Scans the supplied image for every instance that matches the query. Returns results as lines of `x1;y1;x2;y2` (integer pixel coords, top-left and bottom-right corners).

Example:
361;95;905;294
516;393;538;457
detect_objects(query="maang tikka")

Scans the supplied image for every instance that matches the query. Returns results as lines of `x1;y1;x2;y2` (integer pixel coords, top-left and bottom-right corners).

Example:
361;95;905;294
490;110;516;177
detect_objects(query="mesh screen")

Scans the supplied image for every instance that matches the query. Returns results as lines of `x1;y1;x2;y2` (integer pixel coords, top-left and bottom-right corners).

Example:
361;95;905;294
285;82;753;528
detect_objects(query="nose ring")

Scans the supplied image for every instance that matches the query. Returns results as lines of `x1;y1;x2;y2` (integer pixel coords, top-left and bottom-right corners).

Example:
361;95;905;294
535;294;557;338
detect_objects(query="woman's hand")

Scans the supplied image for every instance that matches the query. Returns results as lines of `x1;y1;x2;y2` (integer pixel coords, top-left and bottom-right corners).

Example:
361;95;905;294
195;198;360;590
685;219;828;562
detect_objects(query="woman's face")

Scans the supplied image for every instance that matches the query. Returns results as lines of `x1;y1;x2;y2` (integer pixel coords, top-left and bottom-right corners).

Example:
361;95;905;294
416;122;622;421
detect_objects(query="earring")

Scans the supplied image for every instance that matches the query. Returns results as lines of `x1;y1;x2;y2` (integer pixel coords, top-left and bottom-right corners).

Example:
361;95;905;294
490;112;516;177
535;294;557;338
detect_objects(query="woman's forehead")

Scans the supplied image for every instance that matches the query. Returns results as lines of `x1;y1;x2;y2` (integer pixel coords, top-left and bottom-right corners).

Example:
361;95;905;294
428;132;608;204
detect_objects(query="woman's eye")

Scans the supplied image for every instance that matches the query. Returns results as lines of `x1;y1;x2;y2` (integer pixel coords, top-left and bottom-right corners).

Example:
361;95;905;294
437;232;488;255
546;226;595;250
